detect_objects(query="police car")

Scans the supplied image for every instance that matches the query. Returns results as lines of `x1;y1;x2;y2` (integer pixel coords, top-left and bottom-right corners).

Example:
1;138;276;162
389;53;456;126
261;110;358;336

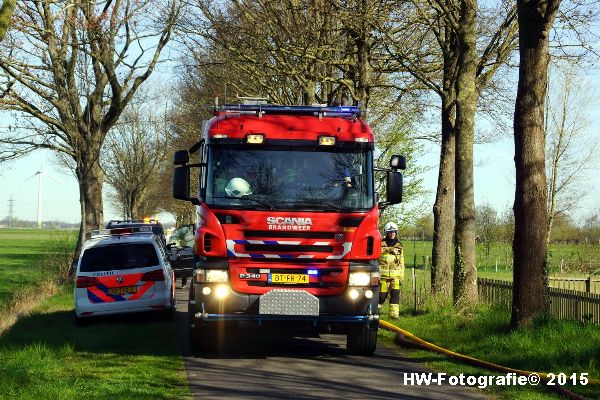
74;226;176;325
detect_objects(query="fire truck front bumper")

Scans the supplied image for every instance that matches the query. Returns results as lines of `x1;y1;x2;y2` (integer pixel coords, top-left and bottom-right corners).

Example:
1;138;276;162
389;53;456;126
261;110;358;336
192;285;379;324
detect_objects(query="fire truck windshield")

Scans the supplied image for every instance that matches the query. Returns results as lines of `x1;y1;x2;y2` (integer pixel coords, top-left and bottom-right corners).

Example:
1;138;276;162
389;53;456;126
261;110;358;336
206;147;374;211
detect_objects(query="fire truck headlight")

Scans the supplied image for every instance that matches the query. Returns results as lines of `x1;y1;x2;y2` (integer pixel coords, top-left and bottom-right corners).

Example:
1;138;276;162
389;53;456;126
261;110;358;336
348;272;370;286
215;285;229;299
202;286;212;296
206;269;229;283
349;289;360;300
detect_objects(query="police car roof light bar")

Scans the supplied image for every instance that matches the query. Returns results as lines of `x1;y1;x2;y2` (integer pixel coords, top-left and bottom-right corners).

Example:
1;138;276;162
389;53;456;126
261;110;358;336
90;226;153;238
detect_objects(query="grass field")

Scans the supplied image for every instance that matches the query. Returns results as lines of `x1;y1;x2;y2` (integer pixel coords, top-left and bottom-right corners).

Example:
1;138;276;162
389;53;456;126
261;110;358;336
380;304;600;400
0;229;77;307
401;239;600;274
401;240;600;294
0;287;189;399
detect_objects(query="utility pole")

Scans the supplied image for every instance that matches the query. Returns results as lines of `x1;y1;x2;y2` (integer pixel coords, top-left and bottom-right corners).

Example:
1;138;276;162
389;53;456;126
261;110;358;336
8;195;15;227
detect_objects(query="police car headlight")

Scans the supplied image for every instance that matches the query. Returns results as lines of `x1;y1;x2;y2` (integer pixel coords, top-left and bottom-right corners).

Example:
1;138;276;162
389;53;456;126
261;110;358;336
206;269;229;283
348;272;370;286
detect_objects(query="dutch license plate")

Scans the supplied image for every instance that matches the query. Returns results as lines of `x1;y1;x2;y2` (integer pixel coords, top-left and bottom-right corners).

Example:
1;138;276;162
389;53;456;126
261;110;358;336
107;286;137;295
269;274;309;284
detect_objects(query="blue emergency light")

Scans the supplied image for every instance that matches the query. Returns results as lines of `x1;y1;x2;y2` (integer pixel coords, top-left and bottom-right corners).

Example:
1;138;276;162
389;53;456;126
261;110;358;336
220;104;361;118
307;269;318;275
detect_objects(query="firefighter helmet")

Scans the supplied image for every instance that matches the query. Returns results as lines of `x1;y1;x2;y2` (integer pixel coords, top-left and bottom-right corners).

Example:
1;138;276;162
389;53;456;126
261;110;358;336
384;221;398;233
225;178;252;197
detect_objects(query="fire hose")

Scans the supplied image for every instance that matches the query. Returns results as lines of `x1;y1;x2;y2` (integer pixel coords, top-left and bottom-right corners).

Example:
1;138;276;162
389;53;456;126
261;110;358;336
379;319;599;400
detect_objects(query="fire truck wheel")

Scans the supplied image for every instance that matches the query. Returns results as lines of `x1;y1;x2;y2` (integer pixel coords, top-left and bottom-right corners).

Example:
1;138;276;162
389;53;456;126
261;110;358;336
346;322;378;356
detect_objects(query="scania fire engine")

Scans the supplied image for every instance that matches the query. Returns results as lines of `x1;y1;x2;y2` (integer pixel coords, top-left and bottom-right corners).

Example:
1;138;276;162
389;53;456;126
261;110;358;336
172;103;405;355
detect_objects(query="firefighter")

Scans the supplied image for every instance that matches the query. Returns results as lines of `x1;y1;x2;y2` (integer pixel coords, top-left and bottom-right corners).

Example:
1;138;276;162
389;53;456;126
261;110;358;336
379;221;405;319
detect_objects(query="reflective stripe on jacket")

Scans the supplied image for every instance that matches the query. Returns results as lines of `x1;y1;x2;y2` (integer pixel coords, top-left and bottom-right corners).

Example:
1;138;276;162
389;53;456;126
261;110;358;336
379;240;405;280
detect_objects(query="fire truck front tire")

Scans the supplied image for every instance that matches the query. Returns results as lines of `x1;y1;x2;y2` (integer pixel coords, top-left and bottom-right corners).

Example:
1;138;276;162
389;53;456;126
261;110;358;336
346;322;378;356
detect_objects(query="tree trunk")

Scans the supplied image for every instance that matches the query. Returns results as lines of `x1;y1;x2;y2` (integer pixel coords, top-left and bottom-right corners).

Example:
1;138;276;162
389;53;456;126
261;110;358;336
431;95;456;298
74;157;105;257
453;0;478;306
511;0;558;329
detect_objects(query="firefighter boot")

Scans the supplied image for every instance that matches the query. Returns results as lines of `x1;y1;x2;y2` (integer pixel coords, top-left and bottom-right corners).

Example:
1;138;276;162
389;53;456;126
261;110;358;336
389;304;399;319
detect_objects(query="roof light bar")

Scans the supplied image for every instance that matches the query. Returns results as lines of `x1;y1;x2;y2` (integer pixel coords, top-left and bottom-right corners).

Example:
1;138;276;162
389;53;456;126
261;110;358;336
90;226;152;238
219;104;361;118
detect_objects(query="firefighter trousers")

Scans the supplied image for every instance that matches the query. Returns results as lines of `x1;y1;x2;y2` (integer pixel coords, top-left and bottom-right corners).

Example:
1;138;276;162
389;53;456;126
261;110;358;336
379;278;400;318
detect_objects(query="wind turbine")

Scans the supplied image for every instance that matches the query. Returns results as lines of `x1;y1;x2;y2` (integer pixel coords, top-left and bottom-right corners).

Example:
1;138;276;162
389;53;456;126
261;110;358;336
23;155;61;228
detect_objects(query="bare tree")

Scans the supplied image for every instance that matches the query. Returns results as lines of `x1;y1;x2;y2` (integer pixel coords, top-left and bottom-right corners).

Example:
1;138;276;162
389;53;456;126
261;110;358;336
103;102;170;220
0;1;180;255
183;0;413;115
545;65;597;242
0;0;16;42
512;0;561;329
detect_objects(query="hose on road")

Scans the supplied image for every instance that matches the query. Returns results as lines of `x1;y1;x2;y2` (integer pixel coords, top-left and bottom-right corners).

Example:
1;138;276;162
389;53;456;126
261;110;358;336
379;319;599;400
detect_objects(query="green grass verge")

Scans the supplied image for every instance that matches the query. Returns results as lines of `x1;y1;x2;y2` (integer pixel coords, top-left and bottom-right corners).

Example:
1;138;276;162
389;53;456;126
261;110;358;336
379;303;600;399
0;229;76;307
0;286;189;399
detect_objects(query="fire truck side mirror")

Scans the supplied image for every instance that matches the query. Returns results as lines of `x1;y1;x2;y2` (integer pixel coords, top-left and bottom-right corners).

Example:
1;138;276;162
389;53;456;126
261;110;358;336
173;165;191;201
386;171;403;204
174;150;189;165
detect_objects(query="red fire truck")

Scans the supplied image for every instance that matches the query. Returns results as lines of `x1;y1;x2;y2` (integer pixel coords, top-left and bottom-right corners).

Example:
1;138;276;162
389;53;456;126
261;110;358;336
172;103;405;355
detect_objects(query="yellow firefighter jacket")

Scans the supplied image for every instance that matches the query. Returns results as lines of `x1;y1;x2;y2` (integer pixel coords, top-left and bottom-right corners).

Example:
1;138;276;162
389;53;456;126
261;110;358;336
379;239;405;281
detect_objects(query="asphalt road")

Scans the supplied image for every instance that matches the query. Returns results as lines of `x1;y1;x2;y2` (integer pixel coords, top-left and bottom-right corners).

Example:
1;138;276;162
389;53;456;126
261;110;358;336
175;286;487;400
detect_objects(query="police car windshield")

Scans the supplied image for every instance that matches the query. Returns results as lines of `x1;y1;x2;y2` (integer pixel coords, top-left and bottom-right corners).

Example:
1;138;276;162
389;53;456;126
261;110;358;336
206;147;374;211
80;243;159;272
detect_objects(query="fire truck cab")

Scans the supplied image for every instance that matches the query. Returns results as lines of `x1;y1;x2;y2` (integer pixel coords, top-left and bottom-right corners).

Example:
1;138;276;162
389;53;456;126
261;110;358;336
173;103;405;355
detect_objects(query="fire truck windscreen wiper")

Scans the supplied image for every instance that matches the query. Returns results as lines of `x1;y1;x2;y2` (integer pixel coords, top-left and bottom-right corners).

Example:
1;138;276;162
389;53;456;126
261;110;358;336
278;199;343;211
212;195;275;209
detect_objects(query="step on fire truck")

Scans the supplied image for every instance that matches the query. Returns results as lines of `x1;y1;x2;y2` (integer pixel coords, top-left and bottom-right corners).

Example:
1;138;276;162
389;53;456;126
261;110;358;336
172;103;405;355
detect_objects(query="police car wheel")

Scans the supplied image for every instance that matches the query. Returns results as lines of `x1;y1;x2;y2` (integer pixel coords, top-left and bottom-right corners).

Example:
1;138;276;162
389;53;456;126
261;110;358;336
162;296;176;321
346;322;378;356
